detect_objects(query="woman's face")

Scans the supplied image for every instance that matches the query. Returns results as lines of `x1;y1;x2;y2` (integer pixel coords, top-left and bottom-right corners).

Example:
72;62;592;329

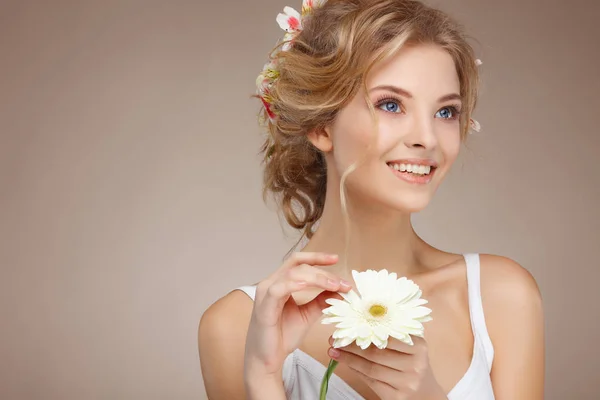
315;44;463;214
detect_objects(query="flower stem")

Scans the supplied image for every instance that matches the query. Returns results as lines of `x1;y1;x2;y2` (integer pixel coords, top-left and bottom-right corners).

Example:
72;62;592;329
319;359;339;400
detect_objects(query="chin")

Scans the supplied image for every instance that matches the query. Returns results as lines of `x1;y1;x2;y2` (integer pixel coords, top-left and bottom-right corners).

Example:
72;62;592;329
344;170;442;215
386;192;433;214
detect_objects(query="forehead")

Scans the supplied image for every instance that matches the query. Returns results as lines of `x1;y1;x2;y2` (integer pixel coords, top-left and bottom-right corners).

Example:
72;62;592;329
365;44;460;97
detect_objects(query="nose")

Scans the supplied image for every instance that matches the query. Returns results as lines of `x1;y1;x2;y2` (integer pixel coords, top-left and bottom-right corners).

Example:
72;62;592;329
403;113;438;149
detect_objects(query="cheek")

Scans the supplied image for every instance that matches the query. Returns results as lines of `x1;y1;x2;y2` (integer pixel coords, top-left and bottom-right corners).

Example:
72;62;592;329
439;131;461;165
330;113;380;171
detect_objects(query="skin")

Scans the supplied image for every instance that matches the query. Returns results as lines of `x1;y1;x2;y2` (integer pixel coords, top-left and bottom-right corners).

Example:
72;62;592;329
198;44;545;399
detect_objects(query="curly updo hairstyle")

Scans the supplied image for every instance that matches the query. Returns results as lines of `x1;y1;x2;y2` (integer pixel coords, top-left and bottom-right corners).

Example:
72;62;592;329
257;0;480;241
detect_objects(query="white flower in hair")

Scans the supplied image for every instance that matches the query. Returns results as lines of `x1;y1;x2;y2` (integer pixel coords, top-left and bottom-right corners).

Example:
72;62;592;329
322;269;432;350
277;6;302;32
256;59;279;94
467;59;483;133
302;0;327;15
277;6;303;51
470;118;481;133
276;0;326;51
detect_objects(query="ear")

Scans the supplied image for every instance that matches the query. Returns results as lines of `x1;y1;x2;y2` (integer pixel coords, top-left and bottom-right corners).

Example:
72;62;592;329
307;125;333;152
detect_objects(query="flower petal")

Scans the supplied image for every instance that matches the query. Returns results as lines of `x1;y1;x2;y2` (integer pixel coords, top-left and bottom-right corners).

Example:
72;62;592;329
321;316;345;324
276;7;302;32
356;337;372;350
389;329;412;345
339;289;361;305
373;337;388;349
405;306;432;319
402;298;428;308
333;336;355;348
372;324;390;341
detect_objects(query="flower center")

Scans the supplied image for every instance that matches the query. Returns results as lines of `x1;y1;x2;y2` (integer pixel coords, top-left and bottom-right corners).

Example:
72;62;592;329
369;304;387;317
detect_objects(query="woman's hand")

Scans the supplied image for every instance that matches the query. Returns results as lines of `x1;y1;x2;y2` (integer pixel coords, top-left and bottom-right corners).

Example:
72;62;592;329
327;336;447;400
244;252;352;381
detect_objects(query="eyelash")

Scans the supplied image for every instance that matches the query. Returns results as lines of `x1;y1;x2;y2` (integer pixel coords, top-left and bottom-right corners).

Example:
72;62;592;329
374;95;462;120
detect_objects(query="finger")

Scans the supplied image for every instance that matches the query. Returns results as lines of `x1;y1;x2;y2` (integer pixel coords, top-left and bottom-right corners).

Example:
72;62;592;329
257;267;349;326
329;347;401;385
386;335;427;355
255;279;309;326
298;290;344;325
284;252;339;269
287;264;353;293
329;347;409;395
329;338;415;372
349;368;398;399
256;253;339;323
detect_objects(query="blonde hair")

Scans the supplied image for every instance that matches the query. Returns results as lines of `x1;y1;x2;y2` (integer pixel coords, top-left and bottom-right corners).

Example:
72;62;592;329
258;0;480;244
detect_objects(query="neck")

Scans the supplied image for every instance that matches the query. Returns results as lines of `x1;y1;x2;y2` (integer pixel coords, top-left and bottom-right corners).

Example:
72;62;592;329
300;178;429;281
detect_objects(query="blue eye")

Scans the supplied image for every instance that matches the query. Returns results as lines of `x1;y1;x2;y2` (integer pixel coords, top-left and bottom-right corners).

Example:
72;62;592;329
436;106;461;119
377;100;401;113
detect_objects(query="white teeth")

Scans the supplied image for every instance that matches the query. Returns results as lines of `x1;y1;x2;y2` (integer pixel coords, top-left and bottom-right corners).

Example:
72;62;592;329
388;163;432;175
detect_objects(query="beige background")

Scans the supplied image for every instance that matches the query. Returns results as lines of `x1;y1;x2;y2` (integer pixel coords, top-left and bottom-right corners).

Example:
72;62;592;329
1;0;599;399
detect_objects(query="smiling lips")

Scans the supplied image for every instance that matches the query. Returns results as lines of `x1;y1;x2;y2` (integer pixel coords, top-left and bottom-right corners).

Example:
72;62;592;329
386;160;438;184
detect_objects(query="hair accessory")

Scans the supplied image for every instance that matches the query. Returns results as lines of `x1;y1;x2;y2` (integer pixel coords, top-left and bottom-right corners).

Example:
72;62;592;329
469;58;483;133
256;1;326;123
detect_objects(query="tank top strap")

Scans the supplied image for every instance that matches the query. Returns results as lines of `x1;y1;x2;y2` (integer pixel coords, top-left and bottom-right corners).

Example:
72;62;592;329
235;285;257;301
464;253;494;367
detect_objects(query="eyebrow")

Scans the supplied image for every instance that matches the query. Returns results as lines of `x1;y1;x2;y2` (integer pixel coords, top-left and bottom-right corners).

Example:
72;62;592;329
369;84;462;103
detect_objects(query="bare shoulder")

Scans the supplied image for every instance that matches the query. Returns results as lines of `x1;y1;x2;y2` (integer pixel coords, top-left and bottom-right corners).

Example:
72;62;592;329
198;289;255;399
478;254;542;306
478;254;545;396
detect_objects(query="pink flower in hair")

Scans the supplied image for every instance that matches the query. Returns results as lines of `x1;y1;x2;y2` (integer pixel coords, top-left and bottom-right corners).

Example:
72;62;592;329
277;7;303;51
260;95;277;121
302;0;326;16
277;7;302;32
256;0;328;121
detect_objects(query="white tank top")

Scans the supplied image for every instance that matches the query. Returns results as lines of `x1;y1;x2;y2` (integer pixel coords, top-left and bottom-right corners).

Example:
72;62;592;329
235;253;495;400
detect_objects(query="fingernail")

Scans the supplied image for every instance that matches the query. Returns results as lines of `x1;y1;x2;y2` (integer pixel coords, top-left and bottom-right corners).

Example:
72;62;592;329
328;336;333;345
328;348;340;358
340;280;352;289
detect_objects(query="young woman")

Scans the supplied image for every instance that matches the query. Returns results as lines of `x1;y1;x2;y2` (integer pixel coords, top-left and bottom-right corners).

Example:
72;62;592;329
199;0;544;399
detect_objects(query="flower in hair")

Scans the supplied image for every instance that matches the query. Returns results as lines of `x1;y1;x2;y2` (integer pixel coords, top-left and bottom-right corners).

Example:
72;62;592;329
257;0;327;122
256;59;280;120
275;0;326;50
277;7;303;51
302;0;326;15
469;118;481;133
468;58;483;133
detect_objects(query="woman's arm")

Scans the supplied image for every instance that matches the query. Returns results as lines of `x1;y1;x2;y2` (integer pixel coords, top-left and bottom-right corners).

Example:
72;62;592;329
199;252;348;399
482;255;545;400
198;290;286;400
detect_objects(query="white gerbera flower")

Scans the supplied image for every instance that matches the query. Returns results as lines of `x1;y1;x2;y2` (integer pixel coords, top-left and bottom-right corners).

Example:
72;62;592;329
322;269;433;350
